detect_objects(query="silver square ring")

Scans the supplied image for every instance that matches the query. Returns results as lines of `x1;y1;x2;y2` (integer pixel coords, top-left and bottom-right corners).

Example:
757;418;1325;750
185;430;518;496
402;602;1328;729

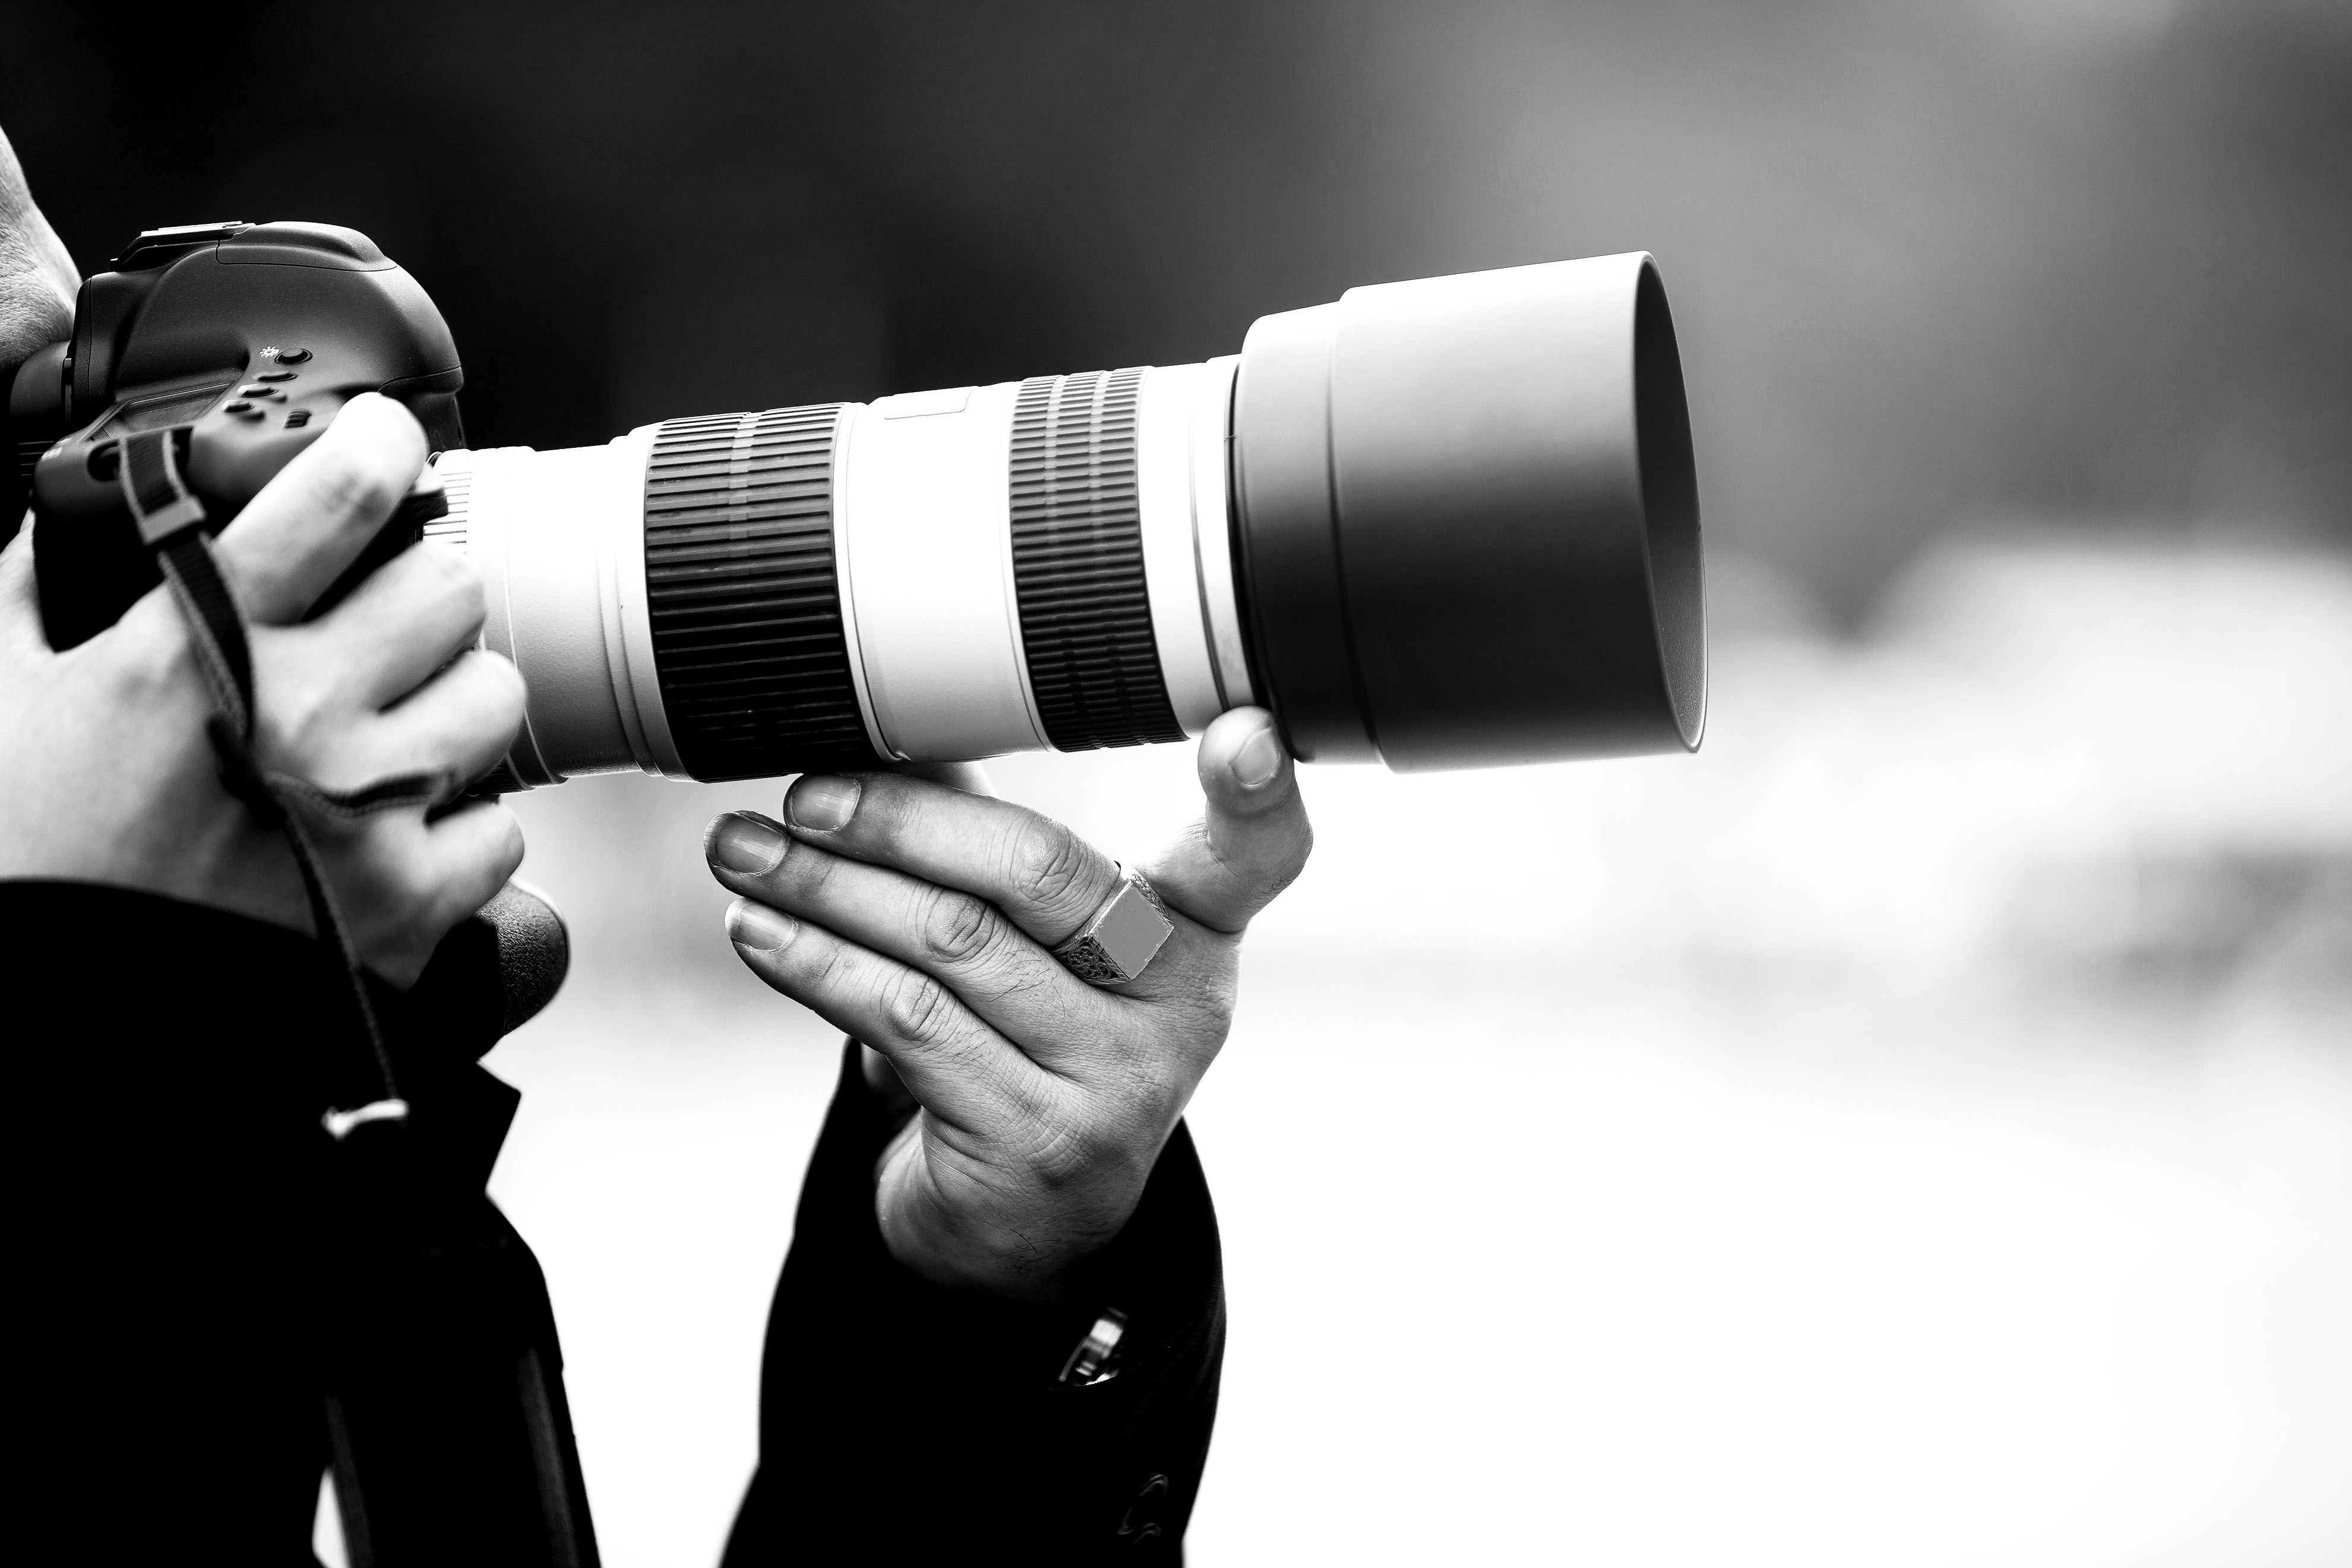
1050;863;1174;986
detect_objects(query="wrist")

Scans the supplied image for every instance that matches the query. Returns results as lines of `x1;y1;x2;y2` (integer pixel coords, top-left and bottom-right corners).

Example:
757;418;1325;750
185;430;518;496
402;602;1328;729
877;1172;1130;1311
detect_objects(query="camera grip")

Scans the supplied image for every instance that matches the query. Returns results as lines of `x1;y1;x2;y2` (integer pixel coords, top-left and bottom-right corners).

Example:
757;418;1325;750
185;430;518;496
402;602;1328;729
406;880;570;1052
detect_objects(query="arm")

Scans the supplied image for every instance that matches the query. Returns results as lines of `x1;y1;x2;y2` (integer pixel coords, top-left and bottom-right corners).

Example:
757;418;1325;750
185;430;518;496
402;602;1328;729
723;1044;1223;1559
4;139;532;1548
706;712;1311;1557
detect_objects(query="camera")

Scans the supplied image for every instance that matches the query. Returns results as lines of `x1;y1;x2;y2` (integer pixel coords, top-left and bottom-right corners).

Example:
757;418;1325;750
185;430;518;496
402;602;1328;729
8;220;1706;785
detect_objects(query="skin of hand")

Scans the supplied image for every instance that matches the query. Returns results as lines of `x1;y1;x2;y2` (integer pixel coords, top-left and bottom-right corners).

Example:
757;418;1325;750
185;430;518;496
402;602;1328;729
0;127;79;378
0;393;528;986
704;709;1313;1306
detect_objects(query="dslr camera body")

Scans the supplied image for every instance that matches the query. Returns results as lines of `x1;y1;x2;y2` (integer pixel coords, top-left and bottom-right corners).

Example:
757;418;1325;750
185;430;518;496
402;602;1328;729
9;220;459;649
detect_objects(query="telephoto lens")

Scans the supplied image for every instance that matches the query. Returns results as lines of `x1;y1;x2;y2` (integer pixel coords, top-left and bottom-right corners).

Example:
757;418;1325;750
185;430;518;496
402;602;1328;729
429;252;1704;788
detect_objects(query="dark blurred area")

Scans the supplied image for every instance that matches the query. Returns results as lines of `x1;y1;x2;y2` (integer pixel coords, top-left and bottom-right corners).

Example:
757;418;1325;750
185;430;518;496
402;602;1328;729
6;0;2348;618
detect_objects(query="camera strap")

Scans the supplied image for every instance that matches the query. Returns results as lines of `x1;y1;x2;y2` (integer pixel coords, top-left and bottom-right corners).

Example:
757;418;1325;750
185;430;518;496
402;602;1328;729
119;428;450;1134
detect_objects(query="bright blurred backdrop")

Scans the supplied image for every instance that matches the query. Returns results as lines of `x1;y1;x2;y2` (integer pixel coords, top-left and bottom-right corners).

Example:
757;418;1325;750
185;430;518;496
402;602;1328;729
480;534;2352;1566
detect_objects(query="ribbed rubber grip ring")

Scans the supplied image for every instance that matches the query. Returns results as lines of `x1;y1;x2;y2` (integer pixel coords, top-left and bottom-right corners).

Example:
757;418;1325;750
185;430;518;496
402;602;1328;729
644;406;882;780
1010;369;1186;751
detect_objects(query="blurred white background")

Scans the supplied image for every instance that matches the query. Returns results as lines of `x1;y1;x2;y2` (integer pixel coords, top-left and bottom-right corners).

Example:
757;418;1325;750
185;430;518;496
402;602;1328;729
482;535;2352;1566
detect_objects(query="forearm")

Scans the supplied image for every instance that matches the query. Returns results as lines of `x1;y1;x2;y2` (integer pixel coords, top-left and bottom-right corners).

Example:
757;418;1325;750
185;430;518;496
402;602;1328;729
6;881;350;1553
4;879;542;1554
726;1039;1225;1561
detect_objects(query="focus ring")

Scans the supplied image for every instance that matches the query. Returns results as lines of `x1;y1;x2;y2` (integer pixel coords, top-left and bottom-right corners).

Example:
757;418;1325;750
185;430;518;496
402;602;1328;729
644;406;882;779
1010;369;1186;750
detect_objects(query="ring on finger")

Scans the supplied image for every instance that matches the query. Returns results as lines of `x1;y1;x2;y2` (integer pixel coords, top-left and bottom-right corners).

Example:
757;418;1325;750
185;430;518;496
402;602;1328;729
1050;863;1173;987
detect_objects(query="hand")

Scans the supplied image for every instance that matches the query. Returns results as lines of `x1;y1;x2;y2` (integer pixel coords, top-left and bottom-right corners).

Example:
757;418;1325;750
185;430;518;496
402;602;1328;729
0;127;79;381
0;394;527;985
705;709;1312;1304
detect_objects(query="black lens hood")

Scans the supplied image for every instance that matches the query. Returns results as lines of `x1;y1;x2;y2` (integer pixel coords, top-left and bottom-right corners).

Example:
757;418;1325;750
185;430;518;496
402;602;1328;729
1231;253;1705;769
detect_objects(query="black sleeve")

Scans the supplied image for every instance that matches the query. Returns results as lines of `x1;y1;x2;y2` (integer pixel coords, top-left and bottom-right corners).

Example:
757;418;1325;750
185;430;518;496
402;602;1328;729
8;880;362;1563
722;1042;1225;1565
6;879;530;1565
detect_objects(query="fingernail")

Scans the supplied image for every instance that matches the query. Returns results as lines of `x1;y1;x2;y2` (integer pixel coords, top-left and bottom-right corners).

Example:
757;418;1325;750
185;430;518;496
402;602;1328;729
728;900;798;954
788;775;861;832
710;812;788;874
1232;726;1283;789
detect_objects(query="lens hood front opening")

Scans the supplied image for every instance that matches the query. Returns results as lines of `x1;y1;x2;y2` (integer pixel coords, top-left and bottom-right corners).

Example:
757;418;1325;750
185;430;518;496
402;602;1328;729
1633;261;1705;750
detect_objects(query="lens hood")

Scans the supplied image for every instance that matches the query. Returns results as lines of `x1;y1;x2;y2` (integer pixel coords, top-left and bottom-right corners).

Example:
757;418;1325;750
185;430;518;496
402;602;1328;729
1232;252;1705;769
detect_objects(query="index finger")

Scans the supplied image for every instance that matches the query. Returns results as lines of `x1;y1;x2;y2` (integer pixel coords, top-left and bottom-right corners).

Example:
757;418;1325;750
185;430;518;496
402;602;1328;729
778;771;1126;949
211;393;425;624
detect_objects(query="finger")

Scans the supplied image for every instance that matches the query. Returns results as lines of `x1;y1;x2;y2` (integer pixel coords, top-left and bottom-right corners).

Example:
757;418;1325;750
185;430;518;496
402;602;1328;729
212;393;426;624
776;772;1124;948
1136;706;1313;933
342;649;525;791
330;798;526;988
704;810;1120;1068
887;758;995;795
0;128;80;369
301;535;488;709
722;894;1048;1134
0;526;49;663
406;799;528;946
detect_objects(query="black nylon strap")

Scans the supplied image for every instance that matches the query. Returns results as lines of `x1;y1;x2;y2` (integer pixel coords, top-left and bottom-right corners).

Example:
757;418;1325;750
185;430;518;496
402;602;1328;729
121;427;207;543
119;429;449;1126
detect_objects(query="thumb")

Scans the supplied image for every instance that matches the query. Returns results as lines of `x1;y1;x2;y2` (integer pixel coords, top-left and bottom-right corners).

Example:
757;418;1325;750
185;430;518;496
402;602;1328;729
0;524;53;666
1141;706;1313;935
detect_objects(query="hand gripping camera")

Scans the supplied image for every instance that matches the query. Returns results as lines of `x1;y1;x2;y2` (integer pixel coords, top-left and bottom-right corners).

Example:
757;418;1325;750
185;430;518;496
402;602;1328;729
8;219;1705;789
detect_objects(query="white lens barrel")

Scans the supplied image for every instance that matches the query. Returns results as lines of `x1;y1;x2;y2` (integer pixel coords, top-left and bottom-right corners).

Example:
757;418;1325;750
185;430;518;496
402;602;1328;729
426;253;1705;787
833;380;1045;762
429;429;683;786
429;358;1250;783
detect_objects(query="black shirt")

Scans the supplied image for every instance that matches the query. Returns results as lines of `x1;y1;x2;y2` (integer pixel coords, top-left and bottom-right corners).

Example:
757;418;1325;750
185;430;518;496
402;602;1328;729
5;881;1221;1563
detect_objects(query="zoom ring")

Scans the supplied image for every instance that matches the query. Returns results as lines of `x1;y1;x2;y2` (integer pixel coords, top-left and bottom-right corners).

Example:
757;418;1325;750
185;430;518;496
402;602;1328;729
644;406;881;779
1010;369;1186;750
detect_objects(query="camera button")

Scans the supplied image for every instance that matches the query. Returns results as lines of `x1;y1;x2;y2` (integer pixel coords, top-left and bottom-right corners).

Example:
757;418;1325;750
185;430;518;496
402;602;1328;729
284;410;312;428
223;401;261;418
255;370;298;382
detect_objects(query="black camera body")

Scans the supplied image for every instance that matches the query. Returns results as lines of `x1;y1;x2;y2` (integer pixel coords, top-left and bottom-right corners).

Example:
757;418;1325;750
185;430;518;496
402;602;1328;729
8;219;463;648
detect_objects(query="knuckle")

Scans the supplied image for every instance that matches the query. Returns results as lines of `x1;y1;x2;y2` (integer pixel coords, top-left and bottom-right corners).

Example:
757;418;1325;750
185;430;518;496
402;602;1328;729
879;968;960;1047
420;538;486;609
483;807;527;877
307;449;407;526
918;886;999;969
1007;820;1093;912
792;844;843;900
810;941;858;995
260;663;339;753
482;671;527;740
468;648;528;718
1022;1114;1136;1195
